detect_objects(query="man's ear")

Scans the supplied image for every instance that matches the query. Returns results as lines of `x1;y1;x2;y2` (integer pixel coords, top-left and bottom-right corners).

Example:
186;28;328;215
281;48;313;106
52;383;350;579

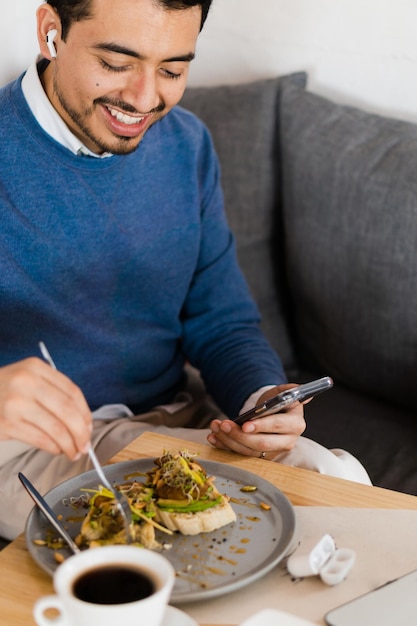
36;4;61;60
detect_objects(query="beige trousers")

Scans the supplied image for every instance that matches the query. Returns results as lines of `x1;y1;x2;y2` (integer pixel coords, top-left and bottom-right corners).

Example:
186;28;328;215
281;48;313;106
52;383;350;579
0;384;371;541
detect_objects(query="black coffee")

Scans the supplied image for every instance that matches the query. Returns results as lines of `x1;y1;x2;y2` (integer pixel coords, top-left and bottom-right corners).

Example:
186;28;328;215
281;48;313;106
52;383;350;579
73;564;156;605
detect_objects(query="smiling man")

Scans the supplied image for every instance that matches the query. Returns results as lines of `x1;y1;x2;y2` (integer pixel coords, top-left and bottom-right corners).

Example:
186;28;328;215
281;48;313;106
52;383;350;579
0;0;371;541
39;0;201;154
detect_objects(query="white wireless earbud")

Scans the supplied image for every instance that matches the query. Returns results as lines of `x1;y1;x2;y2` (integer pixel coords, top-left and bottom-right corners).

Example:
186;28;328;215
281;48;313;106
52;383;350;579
46;29;58;58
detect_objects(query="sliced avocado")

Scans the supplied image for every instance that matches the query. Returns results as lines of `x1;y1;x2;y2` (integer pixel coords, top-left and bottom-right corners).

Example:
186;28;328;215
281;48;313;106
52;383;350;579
157;496;222;513
157;498;191;508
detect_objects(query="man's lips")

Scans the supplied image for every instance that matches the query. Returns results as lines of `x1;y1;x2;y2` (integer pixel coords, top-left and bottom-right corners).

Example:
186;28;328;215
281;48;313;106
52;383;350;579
101;104;150;137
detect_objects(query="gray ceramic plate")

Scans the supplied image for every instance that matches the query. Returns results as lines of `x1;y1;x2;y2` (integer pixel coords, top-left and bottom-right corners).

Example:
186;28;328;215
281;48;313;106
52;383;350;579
25;459;296;603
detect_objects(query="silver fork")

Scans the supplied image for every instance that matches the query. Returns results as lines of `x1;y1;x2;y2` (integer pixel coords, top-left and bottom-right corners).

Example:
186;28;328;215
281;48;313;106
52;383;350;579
38;341;133;543
86;446;133;542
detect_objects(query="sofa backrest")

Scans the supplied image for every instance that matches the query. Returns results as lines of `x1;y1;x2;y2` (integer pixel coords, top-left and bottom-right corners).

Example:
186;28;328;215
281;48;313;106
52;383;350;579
181;73;417;412
278;74;417;412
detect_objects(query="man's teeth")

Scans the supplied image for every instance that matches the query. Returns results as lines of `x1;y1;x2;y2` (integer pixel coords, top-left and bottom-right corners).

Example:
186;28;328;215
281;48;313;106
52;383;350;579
108;107;144;125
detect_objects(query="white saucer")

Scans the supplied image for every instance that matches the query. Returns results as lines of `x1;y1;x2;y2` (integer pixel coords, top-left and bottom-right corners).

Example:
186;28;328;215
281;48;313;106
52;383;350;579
162;606;198;626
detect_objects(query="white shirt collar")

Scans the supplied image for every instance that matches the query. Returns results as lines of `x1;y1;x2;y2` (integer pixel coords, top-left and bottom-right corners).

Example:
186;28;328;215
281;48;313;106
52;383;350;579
21;61;112;158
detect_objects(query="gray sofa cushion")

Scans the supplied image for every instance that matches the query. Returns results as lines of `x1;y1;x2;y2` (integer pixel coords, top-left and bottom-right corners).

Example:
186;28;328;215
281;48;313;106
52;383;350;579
303;378;417;493
279;74;417;411
180;77;305;371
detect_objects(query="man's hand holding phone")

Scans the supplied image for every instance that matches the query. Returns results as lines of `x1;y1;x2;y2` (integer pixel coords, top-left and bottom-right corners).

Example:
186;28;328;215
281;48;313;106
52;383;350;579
207;376;333;459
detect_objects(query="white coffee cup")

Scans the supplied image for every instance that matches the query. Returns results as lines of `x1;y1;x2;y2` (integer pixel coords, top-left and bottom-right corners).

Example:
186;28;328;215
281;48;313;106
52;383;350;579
33;546;175;626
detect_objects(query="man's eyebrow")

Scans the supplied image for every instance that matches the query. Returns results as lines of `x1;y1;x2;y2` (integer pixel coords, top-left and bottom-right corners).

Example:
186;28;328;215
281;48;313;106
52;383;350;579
92;42;195;63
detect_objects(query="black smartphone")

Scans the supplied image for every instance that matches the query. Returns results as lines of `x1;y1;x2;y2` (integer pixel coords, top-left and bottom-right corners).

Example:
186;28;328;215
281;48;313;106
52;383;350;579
233;376;333;426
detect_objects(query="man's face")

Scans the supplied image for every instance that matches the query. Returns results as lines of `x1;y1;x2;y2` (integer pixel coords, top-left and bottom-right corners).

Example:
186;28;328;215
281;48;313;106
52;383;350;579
41;0;201;155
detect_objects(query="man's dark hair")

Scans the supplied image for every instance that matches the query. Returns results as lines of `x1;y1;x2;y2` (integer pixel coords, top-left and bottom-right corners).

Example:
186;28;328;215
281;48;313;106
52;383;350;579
47;0;213;40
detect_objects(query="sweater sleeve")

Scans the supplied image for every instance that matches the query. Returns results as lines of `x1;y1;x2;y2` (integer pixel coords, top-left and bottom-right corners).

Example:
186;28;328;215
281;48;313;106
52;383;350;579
180;128;287;418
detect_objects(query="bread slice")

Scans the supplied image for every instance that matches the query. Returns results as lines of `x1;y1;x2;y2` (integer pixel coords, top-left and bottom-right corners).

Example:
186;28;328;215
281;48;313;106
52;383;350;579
155;494;236;535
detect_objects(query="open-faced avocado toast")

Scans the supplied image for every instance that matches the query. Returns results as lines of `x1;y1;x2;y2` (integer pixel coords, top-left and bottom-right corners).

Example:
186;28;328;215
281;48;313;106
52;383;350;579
147;450;236;535
46;450;236;553
75;480;171;549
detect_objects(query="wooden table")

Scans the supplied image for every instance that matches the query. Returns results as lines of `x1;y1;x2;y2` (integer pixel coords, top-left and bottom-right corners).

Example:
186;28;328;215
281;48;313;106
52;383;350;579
1;431;417;626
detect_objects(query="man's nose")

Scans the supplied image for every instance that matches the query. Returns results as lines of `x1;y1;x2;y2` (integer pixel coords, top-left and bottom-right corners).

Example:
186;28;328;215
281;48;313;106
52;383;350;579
121;70;161;114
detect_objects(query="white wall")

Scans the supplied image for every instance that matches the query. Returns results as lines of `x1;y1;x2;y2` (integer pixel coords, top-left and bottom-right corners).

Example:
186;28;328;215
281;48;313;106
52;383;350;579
2;0;40;86
2;0;417;122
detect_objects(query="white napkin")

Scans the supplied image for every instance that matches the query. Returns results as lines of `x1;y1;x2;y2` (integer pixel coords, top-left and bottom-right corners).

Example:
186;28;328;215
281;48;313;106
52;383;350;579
240;608;316;626
181;507;417;626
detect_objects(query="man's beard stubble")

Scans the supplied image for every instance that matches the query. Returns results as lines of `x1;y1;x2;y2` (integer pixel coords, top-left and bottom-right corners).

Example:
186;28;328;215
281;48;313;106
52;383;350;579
53;76;166;156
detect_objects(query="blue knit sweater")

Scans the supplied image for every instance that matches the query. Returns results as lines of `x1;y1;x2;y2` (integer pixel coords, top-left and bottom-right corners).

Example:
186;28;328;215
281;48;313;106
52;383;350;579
0;73;286;417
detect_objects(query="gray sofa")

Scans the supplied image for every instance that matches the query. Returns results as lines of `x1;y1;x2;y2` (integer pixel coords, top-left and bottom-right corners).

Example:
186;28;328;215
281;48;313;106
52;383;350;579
181;72;417;496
